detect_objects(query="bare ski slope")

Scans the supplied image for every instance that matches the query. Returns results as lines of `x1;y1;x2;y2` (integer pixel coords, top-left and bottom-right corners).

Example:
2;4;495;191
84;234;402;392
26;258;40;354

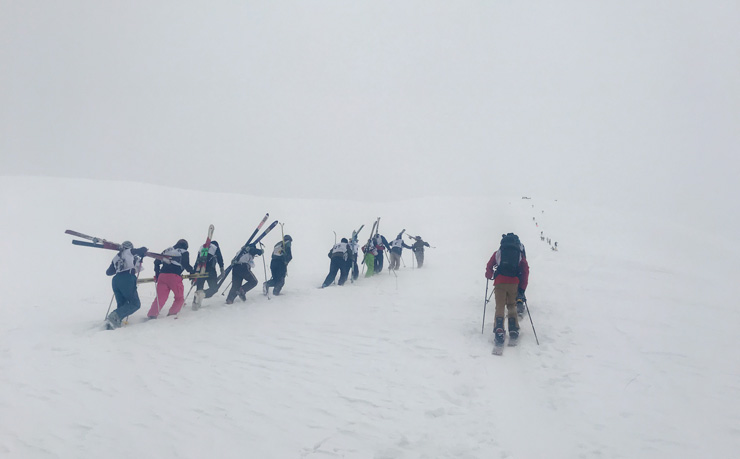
0;176;737;458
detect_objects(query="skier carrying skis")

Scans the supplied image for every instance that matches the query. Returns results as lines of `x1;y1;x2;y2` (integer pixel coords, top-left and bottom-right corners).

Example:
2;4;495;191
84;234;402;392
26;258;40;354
388;230;413;271
485;233;530;345
226;244;264;304
409;236;431;267
147;239;195;318
264;235;292;296
322;238;351;287
193;240;224;302
105;241;148;329
348;233;361;281
361;240;378;277
372;233;391;273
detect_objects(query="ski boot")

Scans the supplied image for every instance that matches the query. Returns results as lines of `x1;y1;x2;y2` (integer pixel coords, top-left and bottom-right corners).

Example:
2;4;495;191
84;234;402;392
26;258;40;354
508;317;520;346
494;317;506;346
238;288;247;302
105;310;121;330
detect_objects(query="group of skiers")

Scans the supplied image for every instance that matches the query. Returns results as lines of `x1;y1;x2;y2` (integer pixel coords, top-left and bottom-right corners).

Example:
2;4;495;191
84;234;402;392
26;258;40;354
321;229;431;288
101;224;531;346
103;235;293;329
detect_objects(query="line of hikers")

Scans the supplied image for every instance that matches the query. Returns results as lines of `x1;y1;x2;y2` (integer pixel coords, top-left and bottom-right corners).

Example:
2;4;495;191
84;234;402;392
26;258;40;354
104;235;293;329
321;230;431;288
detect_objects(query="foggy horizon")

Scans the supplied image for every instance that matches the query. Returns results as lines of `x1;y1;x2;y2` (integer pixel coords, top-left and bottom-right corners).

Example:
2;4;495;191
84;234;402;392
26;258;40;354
2;1;738;227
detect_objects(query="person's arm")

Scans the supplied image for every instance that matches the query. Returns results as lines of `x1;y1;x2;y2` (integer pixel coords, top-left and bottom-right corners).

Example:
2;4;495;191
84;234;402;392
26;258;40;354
216;247;225;271
106;261;116;276
485;251;498;279
284;243;293;264
181;251;195;274
518;257;530;290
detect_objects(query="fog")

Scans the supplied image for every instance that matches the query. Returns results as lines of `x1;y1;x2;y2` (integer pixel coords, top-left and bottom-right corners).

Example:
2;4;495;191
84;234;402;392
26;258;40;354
1;1;738;229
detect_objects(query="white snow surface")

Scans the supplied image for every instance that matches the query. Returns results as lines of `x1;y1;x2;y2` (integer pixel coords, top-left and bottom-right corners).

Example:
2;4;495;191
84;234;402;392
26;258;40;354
0;176;738;458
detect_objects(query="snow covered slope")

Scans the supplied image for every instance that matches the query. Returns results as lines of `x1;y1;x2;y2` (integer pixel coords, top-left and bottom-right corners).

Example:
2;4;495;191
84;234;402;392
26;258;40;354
0;176;737;458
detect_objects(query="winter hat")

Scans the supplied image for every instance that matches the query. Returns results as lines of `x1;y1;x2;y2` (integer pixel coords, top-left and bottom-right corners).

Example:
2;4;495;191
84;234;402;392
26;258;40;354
121;241;134;249
341;238;348;243
283;235;292;242
175;239;188;250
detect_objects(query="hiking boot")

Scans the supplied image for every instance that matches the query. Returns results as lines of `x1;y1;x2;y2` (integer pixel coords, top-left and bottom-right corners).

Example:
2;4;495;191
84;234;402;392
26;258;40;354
508;317;520;337
494;317;505;345
106;310;121;328
225;299;234;305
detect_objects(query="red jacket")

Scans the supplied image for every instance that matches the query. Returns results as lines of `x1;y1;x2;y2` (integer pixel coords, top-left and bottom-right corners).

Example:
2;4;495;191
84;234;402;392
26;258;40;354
485;250;529;290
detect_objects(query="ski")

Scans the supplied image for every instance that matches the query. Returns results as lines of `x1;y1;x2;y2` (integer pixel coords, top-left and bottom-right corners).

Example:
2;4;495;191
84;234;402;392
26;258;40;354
492;342;504;355
245;213;270;246
68;236;172;261
216;219;278;289
193;224;215;285
137;273;208;284
508;335;519;347
251;219;279;246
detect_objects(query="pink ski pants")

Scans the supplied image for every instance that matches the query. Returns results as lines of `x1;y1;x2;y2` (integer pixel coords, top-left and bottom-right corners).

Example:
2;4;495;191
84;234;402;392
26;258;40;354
148;272;185;317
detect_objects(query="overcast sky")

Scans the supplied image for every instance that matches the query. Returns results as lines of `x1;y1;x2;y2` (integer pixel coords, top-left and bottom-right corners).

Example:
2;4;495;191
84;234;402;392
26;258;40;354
1;1;738;225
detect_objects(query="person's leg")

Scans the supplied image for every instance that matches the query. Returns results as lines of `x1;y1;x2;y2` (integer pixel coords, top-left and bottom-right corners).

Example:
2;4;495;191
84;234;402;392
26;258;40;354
166;273;186;315
147;277;172;317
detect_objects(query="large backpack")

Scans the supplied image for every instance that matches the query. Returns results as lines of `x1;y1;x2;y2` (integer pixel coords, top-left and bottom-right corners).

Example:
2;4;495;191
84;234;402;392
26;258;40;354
496;233;522;277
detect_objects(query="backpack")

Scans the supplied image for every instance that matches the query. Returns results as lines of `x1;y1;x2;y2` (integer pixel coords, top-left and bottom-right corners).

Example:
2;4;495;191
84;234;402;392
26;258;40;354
496;233;522;277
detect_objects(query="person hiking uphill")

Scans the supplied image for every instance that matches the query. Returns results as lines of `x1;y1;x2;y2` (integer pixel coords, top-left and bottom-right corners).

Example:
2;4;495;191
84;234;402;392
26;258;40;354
409;235;431;267
226;244;264;304
148;239;195;318
192;240;225;309
105;241;148;329
485;233;529;345
322;238;351;287
372;233;391;273
388;230;413;271
264;235;292;295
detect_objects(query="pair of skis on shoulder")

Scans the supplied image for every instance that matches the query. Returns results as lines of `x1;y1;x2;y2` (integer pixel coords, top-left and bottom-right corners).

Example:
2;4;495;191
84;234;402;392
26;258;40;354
65;230;173;261
216;213;279;289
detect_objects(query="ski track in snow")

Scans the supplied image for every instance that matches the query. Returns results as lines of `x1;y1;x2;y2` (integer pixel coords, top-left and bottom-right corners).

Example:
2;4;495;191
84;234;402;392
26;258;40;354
1;176;739;458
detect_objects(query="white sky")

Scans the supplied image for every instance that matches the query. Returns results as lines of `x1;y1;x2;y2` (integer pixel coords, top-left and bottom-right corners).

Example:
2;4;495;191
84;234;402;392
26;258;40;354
1;1;738;226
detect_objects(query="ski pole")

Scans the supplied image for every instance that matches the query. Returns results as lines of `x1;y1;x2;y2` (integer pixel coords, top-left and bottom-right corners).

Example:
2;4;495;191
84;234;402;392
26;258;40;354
221;281;232;295
525;301;540;345
260;242;270;300
333;231;337;245
104;293;115;320
154;278;163;315
400;254;406;267
481;279;489;334
183;283;195;302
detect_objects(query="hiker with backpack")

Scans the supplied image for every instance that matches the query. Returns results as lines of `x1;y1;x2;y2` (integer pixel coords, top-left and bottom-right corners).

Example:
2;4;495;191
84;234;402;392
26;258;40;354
485;233;530;346
408;235;431;267
105;241;148;329
322;238;351;287
388;230;413;271
147;239;195;318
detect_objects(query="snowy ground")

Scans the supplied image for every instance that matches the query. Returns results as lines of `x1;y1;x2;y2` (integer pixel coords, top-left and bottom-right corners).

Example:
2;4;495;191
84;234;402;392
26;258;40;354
0;176;738;458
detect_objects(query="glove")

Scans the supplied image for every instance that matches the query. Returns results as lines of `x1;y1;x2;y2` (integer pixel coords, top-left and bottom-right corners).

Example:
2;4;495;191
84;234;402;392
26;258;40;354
140;247;148;254
154;274;158;282
485;271;494;280
518;287;525;296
